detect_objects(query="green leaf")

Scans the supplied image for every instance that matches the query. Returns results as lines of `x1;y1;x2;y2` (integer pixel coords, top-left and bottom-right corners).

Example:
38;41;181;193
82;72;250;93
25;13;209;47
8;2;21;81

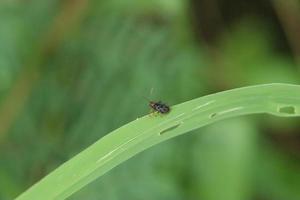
16;83;300;200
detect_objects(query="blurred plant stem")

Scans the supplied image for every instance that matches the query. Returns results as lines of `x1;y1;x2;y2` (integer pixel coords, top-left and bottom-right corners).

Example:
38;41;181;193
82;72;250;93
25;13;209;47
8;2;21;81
0;0;90;143
272;0;300;66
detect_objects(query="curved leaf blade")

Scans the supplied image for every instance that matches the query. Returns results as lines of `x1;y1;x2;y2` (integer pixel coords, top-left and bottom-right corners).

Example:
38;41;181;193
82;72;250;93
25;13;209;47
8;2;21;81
16;83;300;200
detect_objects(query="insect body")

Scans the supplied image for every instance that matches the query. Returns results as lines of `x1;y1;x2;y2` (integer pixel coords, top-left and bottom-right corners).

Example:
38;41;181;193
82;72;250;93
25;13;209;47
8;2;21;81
149;101;170;114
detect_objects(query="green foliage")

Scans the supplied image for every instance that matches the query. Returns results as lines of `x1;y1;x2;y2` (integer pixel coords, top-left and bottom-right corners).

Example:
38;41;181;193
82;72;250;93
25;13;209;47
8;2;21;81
16;84;300;200
1;1;300;200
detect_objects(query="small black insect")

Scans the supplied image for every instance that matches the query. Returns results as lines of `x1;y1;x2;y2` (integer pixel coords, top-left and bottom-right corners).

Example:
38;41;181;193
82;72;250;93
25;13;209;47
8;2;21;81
149;101;170;114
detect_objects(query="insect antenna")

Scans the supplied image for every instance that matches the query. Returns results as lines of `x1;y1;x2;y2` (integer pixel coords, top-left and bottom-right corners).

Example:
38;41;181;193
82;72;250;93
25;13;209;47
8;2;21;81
142;87;155;102
142;95;151;102
150;87;154;96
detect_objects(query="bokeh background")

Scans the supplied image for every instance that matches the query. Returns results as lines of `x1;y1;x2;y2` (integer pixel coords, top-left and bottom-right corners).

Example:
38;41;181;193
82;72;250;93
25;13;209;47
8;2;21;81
1;0;300;200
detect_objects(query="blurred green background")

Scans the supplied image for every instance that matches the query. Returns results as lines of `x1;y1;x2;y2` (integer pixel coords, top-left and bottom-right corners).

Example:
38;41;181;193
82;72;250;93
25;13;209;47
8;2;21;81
1;0;300;199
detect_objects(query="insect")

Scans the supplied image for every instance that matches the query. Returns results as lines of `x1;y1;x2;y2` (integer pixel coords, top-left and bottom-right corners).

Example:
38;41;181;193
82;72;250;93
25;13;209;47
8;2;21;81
149;101;170;114
143;88;170;115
